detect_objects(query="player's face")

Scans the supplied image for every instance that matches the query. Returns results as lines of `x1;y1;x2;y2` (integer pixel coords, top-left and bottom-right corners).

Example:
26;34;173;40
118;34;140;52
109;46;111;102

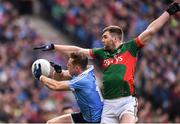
67;58;78;76
101;31;115;50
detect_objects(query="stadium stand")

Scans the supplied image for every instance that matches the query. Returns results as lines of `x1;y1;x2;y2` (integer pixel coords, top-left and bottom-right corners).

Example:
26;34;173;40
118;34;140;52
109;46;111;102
0;0;179;123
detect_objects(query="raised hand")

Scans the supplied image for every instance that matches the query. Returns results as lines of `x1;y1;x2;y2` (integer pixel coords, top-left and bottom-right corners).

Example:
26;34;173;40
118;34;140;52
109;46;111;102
50;62;62;73
33;43;55;51
166;2;180;15
33;63;42;80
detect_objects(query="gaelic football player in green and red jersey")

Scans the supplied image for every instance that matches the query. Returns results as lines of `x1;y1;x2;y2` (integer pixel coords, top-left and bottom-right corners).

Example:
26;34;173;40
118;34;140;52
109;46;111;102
34;2;180;123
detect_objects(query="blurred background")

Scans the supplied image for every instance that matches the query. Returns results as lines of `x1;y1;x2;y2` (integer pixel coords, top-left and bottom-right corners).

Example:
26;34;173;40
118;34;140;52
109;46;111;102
0;0;179;123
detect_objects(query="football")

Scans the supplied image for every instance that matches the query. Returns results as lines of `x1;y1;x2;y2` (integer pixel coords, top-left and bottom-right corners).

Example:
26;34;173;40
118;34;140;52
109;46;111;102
32;59;51;77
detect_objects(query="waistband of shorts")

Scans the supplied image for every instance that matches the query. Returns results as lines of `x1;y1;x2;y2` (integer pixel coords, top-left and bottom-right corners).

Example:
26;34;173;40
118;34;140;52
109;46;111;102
104;95;136;103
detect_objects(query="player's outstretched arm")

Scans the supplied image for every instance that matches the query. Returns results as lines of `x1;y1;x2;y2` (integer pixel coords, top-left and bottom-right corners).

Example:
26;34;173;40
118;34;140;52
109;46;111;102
138;2;179;45
34;43;91;58
40;75;70;91
54;44;90;57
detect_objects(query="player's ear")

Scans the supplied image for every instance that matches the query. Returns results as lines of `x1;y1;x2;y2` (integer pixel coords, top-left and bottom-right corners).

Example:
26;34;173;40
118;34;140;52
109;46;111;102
75;65;81;71
115;35;120;41
113;36;117;41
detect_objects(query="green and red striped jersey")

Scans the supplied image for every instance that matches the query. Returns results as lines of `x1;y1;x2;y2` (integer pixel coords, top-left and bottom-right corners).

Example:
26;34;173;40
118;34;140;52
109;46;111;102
89;37;144;99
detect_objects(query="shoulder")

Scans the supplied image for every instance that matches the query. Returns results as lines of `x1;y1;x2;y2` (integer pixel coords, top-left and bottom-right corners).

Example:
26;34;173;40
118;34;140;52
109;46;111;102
81;65;94;75
91;48;104;54
70;65;95;83
121;38;143;56
123;38;144;48
90;48;106;60
123;39;136;46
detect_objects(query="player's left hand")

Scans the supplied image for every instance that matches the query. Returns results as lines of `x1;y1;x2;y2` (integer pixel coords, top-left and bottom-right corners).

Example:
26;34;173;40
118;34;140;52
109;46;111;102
33;43;55;51
33;63;42;80
50;62;62;73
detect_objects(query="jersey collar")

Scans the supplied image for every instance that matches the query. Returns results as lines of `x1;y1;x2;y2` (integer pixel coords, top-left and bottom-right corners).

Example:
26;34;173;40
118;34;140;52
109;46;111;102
78;65;94;77
111;43;123;54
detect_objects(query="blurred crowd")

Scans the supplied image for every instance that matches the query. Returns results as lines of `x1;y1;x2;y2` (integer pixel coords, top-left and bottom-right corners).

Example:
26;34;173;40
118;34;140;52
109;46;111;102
0;0;179;123
0;0;76;123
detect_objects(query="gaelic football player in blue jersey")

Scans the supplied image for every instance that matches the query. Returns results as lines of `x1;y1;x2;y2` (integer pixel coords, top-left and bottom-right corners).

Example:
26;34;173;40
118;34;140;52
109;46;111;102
33;52;103;123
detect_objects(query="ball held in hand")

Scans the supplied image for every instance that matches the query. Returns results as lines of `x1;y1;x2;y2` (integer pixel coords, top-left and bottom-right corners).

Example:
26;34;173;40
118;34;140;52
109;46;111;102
32;59;51;77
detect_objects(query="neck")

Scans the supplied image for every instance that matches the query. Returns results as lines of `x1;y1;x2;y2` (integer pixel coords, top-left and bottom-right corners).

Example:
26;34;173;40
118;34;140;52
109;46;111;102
115;41;122;49
77;68;86;76
78;70;83;75
106;43;121;51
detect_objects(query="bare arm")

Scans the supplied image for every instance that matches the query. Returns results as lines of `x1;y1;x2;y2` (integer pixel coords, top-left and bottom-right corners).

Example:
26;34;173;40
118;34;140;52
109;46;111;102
54;45;92;58
138;2;180;45
39;75;70;91
53;70;72;81
138;12;170;45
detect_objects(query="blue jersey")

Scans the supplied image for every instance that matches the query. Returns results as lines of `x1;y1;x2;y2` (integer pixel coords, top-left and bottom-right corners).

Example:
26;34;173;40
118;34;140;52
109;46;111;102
68;65;103;122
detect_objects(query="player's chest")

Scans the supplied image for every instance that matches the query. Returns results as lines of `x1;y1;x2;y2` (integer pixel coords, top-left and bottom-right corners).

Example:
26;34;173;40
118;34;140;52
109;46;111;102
100;51;134;68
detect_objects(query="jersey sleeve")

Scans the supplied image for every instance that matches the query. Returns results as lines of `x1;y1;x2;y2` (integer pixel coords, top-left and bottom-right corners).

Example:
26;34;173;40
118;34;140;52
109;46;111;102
136;37;144;48
89;48;103;60
125;37;144;57
68;74;88;91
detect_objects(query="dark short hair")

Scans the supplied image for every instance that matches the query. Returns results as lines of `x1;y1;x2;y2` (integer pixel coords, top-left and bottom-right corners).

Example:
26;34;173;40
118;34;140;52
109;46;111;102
102;25;123;40
70;52;88;70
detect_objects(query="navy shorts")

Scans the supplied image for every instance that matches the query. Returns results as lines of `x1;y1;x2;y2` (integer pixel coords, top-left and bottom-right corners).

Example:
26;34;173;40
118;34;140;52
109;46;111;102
71;112;100;123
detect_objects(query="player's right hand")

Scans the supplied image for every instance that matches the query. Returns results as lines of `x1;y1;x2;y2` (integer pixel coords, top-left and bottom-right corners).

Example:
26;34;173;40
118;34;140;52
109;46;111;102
33;43;55;51
33;63;42;80
50;62;62;73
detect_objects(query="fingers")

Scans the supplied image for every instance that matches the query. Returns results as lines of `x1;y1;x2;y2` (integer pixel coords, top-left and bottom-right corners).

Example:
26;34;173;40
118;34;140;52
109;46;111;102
34;63;41;70
38;63;41;70
50;61;55;67
33;63;41;80
34;64;37;73
33;45;46;50
42;49;51;51
33;64;38;77
49;62;62;73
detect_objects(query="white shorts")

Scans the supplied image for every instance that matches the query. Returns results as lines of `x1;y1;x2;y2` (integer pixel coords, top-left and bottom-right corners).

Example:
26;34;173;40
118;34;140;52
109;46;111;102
101;96;138;124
